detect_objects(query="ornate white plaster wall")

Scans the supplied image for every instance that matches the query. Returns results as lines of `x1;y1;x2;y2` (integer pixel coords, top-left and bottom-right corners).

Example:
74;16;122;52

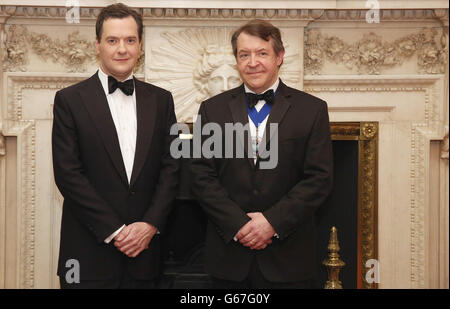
0;1;448;289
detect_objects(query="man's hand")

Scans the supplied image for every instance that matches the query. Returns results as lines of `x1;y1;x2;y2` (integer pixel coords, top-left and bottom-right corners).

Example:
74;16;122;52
235;212;275;250
114;222;157;258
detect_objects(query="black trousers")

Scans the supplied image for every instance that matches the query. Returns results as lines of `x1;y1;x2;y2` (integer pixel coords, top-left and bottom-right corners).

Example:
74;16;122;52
59;272;156;289
211;259;315;289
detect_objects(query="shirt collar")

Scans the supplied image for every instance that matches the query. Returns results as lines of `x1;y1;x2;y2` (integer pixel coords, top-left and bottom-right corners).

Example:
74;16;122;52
97;67;134;96
244;78;280;95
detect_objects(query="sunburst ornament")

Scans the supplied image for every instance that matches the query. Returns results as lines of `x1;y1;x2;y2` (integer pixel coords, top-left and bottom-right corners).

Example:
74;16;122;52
147;28;300;123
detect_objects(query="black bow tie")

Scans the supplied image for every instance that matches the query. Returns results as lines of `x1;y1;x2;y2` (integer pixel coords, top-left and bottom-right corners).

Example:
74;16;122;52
245;89;275;108
108;76;134;96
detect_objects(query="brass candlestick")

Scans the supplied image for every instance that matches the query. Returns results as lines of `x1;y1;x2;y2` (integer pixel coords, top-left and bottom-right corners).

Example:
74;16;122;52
323;226;346;289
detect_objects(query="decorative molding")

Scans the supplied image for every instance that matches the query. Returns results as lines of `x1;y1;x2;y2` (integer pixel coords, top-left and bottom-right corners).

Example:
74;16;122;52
330;122;378;289
319;9;437;21
6;74;89;121
305;75;443;126
1;119;35;288
19;120;35;289
359;122;378;289
0;6;447;22
142;8;321;20
361;122;377;140
410;125;428;288
330;122;360;138
304;28;448;75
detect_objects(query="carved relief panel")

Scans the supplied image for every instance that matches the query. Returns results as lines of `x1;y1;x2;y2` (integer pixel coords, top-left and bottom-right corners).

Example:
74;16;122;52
304;27;447;75
145;27;302;122
3;25;96;73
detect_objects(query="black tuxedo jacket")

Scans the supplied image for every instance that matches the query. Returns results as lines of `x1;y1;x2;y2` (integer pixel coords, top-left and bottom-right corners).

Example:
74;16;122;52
52;73;179;282
190;81;333;282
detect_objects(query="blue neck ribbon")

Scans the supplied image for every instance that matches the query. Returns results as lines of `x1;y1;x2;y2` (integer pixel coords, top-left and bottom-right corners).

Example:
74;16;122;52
247;98;273;127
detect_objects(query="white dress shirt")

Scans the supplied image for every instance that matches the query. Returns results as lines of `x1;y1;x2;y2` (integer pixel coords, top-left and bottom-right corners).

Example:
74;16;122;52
98;68;136;243
244;78;280;164
233;78;280;242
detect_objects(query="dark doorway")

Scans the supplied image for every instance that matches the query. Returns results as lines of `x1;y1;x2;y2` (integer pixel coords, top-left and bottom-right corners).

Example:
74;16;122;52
316;140;358;289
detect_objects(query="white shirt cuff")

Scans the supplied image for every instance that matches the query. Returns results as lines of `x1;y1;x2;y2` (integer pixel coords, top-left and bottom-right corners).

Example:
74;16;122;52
104;224;126;243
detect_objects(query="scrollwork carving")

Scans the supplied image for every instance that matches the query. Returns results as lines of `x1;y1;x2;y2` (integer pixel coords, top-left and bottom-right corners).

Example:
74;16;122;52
305;28;448;75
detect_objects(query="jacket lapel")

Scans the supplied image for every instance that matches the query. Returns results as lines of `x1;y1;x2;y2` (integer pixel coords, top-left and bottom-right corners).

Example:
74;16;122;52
78;73;129;187
227;85;255;168
129;77;156;187
258;80;292;161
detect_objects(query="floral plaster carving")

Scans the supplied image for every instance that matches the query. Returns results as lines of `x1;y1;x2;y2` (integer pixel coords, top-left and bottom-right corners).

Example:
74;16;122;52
30;31;96;72
305;28;448;75
3;25;98;72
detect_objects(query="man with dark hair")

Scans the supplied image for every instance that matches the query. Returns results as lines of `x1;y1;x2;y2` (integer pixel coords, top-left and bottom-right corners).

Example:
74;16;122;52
52;3;179;288
190;19;333;288
95;3;143;42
